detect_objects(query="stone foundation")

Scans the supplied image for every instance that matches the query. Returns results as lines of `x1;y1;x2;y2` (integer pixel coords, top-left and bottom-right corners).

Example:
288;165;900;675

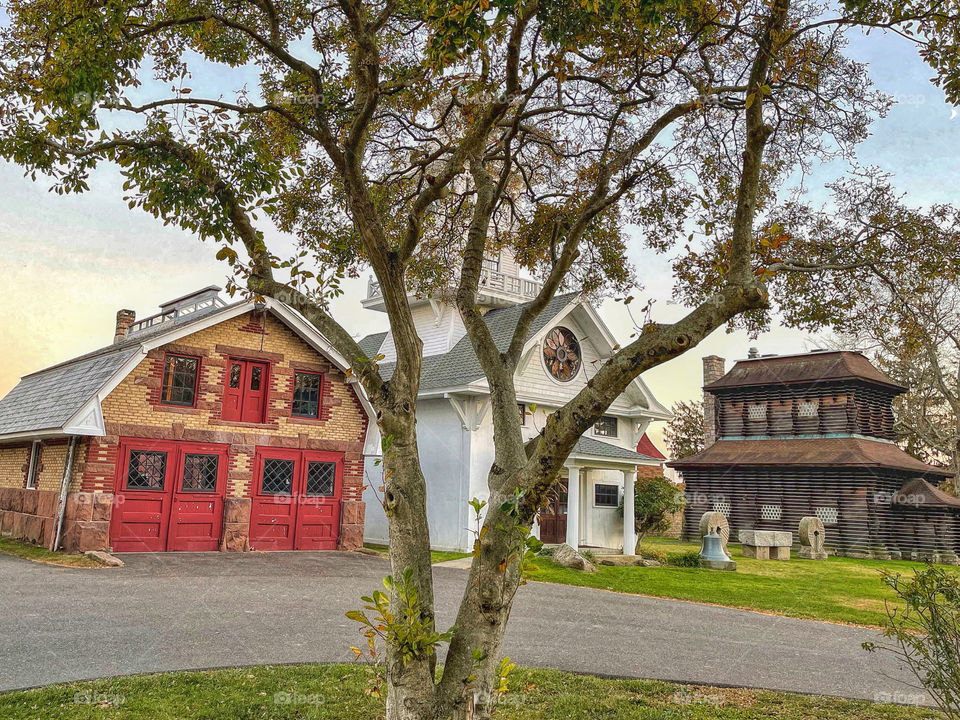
221;497;251;552
0;487;59;547
339;501;365;550
61;492;113;553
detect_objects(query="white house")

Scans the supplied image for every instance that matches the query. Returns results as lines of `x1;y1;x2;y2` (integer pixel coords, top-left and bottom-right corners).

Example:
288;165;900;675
360;251;672;554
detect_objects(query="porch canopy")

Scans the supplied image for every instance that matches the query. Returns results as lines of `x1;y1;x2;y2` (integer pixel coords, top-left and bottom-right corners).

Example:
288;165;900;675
561;436;663;555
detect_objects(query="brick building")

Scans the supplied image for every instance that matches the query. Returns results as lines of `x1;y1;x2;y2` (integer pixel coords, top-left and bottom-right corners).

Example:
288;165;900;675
0;287;377;554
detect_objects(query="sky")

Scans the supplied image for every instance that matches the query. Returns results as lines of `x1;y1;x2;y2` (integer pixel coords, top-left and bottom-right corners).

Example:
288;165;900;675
0;27;957;454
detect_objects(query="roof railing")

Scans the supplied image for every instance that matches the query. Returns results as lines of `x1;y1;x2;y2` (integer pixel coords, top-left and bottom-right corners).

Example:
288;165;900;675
128;296;227;336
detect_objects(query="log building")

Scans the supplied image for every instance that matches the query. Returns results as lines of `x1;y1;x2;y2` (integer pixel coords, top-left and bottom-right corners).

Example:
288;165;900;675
668;350;957;561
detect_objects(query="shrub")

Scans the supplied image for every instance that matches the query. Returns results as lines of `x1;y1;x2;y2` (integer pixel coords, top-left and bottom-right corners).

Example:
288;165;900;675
666;551;702;568
620;476;686;552
638;546;668;564
537;546;556;557
864;565;960;719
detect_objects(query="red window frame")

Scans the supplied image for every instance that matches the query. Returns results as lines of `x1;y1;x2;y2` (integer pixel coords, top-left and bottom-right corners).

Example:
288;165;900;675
160;353;201;408
291;370;323;420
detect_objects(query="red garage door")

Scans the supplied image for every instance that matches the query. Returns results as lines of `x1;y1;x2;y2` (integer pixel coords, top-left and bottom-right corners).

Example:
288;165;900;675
249;448;342;551
110;439;228;552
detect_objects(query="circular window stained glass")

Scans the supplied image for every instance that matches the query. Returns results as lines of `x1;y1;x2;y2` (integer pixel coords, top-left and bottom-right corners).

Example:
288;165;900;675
543;327;582;382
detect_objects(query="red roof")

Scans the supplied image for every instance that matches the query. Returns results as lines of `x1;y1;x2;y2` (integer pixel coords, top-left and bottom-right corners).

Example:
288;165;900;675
636;432;667;461
704;350;906;393
667;437;952;478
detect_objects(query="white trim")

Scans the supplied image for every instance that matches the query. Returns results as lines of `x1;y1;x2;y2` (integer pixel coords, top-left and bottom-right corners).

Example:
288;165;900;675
25;441;41;489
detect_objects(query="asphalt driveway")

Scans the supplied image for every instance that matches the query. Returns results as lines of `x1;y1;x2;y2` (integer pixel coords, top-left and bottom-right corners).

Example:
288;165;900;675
0;551;926;704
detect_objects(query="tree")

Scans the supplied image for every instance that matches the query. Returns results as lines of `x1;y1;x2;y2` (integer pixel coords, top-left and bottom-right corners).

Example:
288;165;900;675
664;400;704;460
622;475;686;550
1;2;958;718
773;173;960;483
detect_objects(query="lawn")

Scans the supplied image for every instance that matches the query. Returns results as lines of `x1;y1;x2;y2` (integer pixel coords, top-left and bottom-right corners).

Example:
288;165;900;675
527;538;947;627
363;543;472;565
0;664;941;720
0;538;104;568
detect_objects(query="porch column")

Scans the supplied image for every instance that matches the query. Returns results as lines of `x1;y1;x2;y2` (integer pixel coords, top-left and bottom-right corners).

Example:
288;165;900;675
623;468;637;555
565;465;580;550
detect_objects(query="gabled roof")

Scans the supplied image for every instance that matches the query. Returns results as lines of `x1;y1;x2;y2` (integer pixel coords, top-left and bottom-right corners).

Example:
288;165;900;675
705;350;906;393
636;432;667;461
894;478;960;508
0;295;380;453
358;331;388;359
667;437;952;478
571;435;653;463
368;292;578;391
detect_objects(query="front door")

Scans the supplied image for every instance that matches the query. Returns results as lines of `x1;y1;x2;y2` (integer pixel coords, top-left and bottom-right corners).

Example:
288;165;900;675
111;439;228;552
249;449;343;551
222;359;269;423
539;479;568;544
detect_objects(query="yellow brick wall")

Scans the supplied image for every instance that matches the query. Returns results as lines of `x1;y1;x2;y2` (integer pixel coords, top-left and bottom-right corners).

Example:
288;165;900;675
80;311;368;499
36;442;69;492
0;445;29;489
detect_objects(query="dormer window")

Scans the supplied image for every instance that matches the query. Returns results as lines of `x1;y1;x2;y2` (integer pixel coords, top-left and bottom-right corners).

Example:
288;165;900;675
594;415;618;437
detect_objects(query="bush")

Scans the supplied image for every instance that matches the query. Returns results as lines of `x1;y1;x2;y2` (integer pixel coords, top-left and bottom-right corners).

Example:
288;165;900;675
621;476;686;552
537;546;556;557
666;551;702;568
638;545;668;564
864;565;960;719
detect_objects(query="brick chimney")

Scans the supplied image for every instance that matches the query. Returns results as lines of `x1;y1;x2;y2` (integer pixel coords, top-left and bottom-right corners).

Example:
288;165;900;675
114;309;136;344
702;355;726;447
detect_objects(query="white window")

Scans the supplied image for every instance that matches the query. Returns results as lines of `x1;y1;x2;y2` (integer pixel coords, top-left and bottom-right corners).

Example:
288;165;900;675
797;400;819;418
713;501;731;516
594;483;620;508
594;415;618;438
815;507;839;525
760;504;782;520
747;403;768;421
25;441;41;490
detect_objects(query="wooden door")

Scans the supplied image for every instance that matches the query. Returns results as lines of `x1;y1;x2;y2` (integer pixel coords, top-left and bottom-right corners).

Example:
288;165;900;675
240;362;268;423
539;480;568;544
111;441;176;552
249;448;299;551
295;454;343;550
221;360;269;423
167;444;228;551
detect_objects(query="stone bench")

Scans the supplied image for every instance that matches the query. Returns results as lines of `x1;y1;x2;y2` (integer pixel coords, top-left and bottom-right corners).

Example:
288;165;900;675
738;530;792;560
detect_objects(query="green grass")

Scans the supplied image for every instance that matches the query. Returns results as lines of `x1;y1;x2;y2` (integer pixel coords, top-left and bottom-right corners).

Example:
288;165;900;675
363;542;471;565
527;538;952;626
0;664;941;720
0;538;103;568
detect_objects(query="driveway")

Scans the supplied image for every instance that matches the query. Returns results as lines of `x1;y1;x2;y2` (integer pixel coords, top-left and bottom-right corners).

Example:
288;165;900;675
0;552;925;704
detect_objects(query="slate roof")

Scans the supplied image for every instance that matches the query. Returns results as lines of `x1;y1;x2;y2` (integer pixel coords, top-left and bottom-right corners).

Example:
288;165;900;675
357;331;388;359
667;437;952;478
571;435;652;462
0;346;139;436
705;350;906;393
0;300;244;438
364;292;580;390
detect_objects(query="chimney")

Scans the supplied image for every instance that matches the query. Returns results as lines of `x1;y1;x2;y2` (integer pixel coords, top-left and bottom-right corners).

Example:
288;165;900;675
702;355;726;447
748;347;759;359
114;309;136;344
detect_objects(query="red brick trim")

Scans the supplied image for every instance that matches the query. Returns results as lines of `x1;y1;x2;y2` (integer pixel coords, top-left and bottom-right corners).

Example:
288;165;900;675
215;344;284;363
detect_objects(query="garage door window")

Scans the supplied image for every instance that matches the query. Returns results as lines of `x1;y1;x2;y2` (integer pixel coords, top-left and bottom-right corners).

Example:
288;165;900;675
261;458;295;495
180;454;219;492
126;451;167;490
306;461;336;496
